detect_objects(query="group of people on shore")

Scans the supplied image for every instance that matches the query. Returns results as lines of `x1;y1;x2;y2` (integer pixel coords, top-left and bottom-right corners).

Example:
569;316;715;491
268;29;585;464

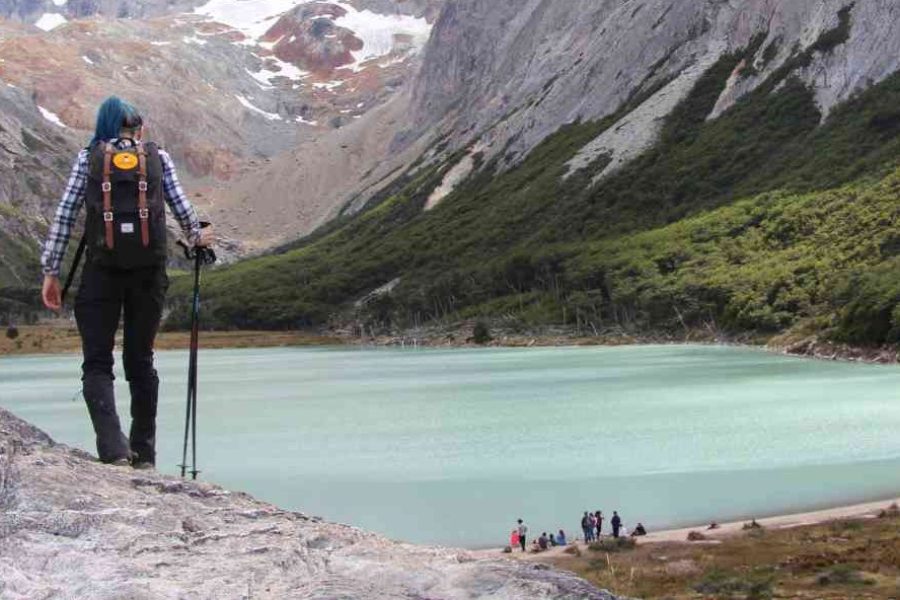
509;520;567;553
580;510;644;540
509;511;648;553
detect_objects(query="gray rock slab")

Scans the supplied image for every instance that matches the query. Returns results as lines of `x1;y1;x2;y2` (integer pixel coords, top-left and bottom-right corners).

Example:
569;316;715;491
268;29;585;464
0;407;622;600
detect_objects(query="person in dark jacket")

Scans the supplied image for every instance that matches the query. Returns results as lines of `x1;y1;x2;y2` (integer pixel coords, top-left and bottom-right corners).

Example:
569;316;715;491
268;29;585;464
41;96;214;468
611;511;622;538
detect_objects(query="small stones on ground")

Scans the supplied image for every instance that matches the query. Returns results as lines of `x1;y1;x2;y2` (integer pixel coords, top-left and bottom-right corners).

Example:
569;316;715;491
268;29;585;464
182;517;203;533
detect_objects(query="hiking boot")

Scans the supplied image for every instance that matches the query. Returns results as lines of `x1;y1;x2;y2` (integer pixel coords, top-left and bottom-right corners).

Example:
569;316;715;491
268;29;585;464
132;461;155;471
109;457;132;467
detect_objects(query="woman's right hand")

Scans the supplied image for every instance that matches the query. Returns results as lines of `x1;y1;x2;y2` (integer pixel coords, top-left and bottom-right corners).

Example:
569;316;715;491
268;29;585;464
42;275;62;311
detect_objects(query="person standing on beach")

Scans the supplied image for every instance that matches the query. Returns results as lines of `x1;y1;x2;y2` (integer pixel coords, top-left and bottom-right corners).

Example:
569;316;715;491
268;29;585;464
595;510;604;538
611;511;622;538
581;511;592;542
517;519;528;552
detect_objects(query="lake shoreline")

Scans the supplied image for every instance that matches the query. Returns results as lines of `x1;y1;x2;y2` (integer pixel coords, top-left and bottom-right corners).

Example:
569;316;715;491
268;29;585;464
471;493;900;556
2;323;896;365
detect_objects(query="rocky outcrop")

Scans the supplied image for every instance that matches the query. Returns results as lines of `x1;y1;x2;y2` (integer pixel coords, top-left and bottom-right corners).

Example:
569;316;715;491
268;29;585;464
0;407;619;599
0;0;203;22
263;4;363;75
406;0;900;174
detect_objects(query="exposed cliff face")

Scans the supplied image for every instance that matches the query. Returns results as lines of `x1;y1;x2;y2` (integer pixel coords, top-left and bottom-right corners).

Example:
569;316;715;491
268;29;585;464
0;407;619;599
407;0;900;174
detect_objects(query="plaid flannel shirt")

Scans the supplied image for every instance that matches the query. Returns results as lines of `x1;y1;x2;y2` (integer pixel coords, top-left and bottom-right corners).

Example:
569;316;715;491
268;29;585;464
41;138;201;277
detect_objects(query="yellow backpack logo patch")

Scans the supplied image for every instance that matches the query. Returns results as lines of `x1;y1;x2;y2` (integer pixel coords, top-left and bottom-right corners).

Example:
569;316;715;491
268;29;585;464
113;152;139;170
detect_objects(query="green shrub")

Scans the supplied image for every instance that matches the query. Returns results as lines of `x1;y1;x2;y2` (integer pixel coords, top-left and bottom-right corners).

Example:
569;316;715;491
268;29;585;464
694;568;775;599
471;321;492;345
816;564;875;586
587;537;636;553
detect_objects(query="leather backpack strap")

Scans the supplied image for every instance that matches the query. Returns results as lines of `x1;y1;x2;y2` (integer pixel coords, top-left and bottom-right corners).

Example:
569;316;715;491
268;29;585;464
136;141;150;247
102;143;114;250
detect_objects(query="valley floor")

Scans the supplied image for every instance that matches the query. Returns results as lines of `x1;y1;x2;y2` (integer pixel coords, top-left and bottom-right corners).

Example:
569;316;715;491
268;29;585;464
0;325;341;356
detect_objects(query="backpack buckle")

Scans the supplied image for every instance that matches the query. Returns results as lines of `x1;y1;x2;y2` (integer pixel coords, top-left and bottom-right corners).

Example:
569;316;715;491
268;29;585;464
101;182;112;193
139;208;149;219
103;211;114;222
138;181;148;192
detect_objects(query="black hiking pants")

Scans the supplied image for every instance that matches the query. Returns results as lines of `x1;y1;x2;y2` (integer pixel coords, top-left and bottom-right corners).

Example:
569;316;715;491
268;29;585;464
75;261;168;464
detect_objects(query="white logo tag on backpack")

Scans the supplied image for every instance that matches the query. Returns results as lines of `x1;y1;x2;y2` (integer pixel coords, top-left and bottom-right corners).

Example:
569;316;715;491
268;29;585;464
120;222;135;234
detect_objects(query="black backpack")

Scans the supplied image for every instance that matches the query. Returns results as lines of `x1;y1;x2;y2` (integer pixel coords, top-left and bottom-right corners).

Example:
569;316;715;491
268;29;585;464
84;140;167;269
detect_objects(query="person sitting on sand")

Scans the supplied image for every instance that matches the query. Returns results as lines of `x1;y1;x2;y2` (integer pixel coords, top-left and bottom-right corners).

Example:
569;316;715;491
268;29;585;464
632;523;647;537
538;532;549;550
549;532;557;546
708;522;720;530
557;529;567;545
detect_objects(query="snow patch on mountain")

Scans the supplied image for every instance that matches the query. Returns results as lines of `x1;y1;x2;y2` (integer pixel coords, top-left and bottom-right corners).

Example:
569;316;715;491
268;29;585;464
234;94;282;120
248;55;309;87
193;0;430;67
34;13;67;31
332;4;430;70
194;0;305;41
37;105;66;127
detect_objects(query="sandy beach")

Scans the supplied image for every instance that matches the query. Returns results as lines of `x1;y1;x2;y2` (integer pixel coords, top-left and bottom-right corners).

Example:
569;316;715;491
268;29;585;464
478;495;900;560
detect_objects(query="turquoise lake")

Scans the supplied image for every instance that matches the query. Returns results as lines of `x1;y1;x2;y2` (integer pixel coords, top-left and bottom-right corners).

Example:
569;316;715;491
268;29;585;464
1;344;899;547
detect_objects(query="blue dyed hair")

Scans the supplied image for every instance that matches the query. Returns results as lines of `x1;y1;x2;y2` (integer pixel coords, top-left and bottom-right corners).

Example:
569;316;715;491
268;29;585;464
90;96;143;146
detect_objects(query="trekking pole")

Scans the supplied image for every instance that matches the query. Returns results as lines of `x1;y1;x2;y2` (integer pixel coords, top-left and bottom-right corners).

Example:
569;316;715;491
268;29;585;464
61;235;87;304
177;223;216;480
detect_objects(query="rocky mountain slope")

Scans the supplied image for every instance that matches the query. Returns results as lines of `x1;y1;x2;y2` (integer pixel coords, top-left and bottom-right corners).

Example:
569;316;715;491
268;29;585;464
409;0;900;178
0;407;618;599
178;0;900;349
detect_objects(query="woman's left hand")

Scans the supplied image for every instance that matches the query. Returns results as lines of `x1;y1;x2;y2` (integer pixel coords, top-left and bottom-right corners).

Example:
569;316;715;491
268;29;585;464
197;224;216;247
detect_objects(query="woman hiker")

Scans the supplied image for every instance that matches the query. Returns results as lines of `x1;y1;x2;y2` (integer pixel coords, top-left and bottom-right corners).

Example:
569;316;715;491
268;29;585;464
40;96;214;468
